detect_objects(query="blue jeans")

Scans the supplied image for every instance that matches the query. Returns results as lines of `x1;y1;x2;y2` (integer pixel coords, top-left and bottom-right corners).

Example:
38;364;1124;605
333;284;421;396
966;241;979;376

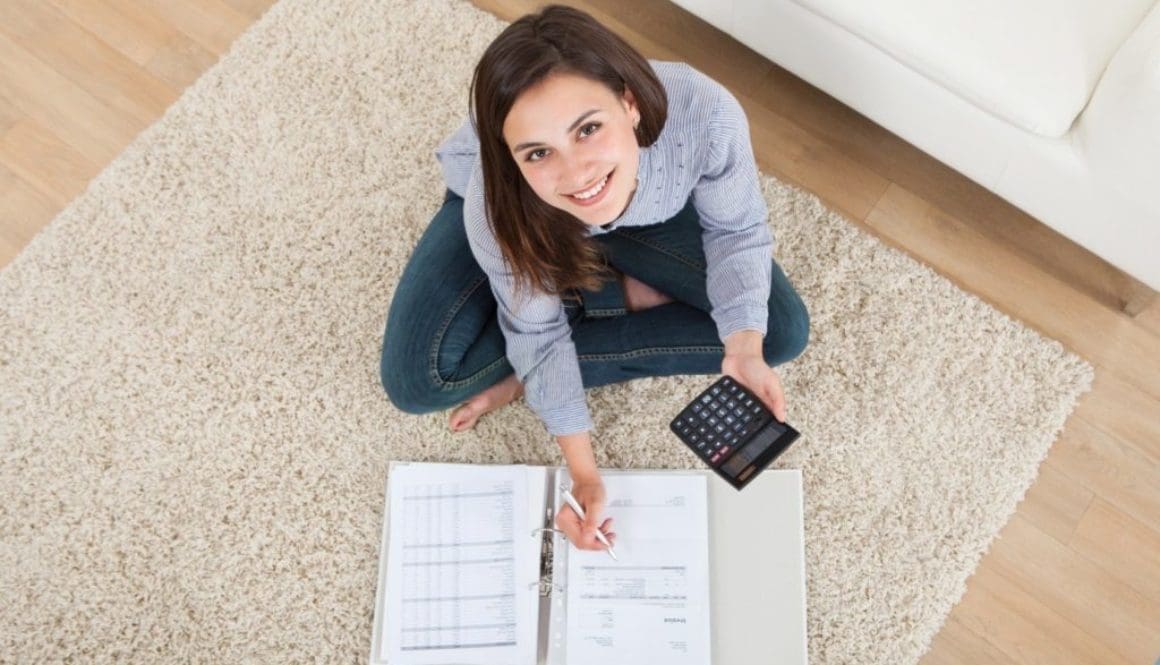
380;191;809;413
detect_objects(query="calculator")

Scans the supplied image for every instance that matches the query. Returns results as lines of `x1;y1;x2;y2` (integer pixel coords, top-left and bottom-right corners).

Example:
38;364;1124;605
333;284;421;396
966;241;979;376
669;375;800;490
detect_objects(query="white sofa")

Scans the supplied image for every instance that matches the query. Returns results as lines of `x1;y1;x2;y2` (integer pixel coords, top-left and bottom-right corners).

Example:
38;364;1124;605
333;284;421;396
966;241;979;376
671;0;1160;292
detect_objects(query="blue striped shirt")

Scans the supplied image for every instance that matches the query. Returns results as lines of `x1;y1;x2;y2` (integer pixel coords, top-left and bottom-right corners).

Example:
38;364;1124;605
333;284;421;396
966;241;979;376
434;61;772;436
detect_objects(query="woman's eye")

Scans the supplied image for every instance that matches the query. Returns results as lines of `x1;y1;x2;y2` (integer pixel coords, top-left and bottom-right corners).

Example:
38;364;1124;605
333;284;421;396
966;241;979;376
527;148;548;162
579;122;601;138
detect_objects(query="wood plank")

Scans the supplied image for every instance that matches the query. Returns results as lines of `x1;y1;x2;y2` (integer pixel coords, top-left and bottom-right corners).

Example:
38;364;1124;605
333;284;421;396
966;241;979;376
1134;295;1160;338
740;94;892;223
951;562;1133;665
984;515;1160;663
1015;453;1093;545
0;0;178;127
1071;370;1160;465
143;30;219;92
0;120;99;209
219;0;279;22
1046;412;1160;535
47;0;178;66
0;89;19;135
1070;498;1160;606
1122;281;1156;317
133;0;271;56
918;616;1012;665
748;62;918;190
864;183;1160;402
0;32;139;166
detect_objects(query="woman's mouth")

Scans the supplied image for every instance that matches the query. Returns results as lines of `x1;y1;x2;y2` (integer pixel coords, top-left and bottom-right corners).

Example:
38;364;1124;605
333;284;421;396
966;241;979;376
566;170;613;207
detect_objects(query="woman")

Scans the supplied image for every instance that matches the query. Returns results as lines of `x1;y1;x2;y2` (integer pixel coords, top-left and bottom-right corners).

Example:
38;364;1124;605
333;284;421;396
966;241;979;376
381;5;809;553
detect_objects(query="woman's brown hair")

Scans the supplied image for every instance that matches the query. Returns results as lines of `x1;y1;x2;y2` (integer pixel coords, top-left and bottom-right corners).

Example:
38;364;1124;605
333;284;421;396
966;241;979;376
470;5;667;298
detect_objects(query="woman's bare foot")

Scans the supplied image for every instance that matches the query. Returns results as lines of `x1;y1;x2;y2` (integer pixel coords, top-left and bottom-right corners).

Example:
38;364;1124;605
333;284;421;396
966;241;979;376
619;273;674;312
449;374;525;432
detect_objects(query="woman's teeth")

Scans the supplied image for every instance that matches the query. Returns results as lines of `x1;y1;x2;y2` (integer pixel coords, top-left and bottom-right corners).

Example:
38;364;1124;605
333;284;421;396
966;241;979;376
571;174;609;200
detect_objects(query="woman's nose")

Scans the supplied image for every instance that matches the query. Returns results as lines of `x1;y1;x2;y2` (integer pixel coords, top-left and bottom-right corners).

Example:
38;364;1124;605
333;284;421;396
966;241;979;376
565;171;603;194
559;153;595;189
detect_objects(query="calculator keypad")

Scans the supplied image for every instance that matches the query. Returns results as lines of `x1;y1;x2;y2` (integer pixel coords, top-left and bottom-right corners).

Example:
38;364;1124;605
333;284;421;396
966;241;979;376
671;376;772;467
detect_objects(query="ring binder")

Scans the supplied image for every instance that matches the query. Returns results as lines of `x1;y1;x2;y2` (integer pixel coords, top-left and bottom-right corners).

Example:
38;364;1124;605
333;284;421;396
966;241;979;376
371;461;807;665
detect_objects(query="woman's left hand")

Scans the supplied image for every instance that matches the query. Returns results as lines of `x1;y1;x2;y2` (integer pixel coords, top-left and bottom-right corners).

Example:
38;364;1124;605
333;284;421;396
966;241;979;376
721;332;787;422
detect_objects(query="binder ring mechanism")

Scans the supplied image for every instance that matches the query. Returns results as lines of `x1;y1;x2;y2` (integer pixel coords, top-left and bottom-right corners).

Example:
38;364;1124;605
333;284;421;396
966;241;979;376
529;527;566;595
527;579;566;594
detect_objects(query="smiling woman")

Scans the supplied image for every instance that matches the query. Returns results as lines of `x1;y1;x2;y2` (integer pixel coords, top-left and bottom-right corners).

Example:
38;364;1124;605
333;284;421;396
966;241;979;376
379;4;809;554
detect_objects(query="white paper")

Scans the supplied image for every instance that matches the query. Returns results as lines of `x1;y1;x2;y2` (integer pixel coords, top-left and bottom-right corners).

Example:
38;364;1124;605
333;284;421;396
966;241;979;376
563;474;711;665
383;463;538;665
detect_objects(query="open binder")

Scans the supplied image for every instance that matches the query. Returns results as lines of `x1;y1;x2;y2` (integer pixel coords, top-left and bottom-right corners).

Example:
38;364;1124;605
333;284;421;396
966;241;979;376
369;461;807;665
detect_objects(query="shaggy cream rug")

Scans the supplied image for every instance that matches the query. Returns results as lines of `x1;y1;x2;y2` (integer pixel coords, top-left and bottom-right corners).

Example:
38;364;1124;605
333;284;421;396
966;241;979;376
0;0;1092;662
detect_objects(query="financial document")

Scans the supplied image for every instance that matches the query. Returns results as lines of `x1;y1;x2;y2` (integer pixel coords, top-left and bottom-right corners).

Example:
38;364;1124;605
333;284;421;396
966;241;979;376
563;474;711;665
383;463;537;665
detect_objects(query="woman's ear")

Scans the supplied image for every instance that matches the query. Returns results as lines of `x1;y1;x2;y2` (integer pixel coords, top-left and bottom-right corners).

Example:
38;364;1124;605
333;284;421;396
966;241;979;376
621;87;639;121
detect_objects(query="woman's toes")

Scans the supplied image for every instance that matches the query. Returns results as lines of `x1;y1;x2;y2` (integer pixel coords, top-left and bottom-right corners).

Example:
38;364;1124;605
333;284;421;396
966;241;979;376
447;377;523;432
449;400;485;432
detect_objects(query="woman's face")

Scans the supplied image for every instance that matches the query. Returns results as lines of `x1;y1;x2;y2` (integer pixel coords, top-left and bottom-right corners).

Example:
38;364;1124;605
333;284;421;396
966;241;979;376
502;72;641;227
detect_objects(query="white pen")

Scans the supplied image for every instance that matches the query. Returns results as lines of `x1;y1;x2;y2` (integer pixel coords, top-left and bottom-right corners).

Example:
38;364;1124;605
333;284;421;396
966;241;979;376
562;488;618;561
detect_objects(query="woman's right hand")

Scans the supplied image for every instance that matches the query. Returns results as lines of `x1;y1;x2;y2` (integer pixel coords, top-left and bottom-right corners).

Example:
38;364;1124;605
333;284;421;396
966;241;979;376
555;475;616;551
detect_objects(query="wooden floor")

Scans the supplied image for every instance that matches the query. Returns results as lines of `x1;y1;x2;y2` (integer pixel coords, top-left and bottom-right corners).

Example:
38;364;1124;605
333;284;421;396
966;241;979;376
2;0;1158;662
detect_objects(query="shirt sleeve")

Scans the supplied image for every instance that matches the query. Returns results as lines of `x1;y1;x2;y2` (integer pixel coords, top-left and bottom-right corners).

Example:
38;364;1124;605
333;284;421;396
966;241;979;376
434;118;480;198
461;165;593;436
692;87;773;341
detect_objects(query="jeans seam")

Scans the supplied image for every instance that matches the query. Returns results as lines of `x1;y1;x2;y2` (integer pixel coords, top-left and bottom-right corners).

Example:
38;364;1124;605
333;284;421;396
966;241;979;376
577;344;724;362
584;307;627;318
429;275;509;390
612;229;707;273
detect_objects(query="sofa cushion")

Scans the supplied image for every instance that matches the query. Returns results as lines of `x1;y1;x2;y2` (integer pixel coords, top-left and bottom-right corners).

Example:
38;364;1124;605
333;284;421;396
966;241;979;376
790;0;1156;137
